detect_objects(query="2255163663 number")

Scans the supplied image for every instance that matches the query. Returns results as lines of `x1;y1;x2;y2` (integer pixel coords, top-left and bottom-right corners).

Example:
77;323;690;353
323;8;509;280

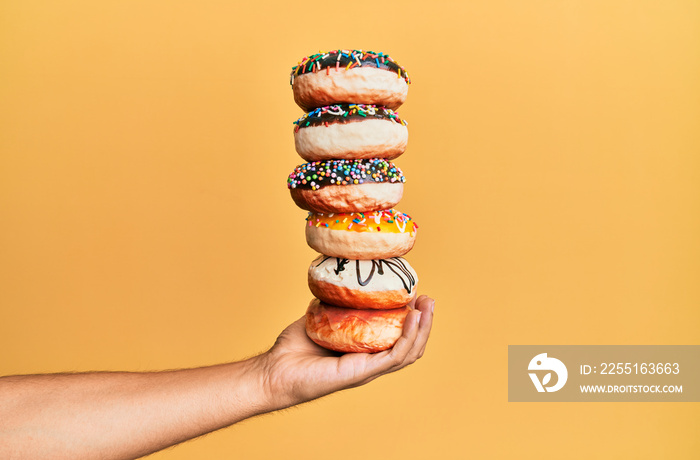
600;363;680;375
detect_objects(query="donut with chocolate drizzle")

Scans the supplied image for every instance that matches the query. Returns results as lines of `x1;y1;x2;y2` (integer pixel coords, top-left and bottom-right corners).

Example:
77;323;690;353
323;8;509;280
308;255;418;309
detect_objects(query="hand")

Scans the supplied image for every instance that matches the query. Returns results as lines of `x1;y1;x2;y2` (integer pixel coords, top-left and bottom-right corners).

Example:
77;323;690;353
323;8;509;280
259;295;434;409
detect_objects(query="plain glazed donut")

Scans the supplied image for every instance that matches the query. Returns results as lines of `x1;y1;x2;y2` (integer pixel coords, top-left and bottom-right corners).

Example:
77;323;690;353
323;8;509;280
290;50;410;111
294;104;408;162
308;255;418;310
305;210;418;260
288;159;405;213
305;298;411;353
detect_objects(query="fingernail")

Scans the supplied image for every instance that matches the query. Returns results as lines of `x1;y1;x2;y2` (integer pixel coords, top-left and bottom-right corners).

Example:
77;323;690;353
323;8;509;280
415;311;422;324
431;300;435;314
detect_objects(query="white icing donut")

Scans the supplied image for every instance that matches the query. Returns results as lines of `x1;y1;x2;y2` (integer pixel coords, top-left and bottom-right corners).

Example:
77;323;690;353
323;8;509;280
308;255;418;309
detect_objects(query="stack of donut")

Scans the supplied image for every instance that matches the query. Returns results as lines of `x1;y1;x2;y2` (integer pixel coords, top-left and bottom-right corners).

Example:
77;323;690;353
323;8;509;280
287;50;419;353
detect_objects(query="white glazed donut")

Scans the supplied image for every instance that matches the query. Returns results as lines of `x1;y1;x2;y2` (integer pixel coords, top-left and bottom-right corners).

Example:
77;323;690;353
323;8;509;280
305;209;418;260
288;159;405;213
308;255;418;310
290;50;410;111
294;104;408;162
305;298;411;353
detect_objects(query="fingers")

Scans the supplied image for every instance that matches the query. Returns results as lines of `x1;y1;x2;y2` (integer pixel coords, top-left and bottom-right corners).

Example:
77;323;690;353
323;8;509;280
410;296;434;361
360;296;435;379
389;296;434;367
358;310;419;378
387;308;422;363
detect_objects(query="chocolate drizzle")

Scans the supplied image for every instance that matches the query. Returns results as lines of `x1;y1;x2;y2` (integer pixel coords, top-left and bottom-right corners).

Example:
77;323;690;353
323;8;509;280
335;258;350;275
316;256;331;267
315;256;417;294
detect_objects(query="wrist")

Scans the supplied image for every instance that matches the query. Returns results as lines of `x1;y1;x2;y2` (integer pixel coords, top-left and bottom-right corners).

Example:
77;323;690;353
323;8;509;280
246;351;287;413
251;349;302;412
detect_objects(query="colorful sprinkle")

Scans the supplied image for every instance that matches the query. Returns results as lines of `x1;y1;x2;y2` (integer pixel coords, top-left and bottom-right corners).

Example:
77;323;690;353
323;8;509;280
290;50;411;84
305;210;417;234
287;159;406;190
293;104;407;131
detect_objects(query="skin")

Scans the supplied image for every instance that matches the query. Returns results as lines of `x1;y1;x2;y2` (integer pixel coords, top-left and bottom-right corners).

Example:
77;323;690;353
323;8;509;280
0;295;434;460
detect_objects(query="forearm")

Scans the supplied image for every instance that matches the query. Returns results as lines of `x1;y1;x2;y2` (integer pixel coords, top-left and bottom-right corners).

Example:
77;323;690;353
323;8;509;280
0;356;272;460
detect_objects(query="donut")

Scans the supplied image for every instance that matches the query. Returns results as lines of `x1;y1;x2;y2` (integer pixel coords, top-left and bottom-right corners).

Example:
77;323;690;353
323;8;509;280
305;298;411;353
309;255;418;310
294;104;408;162
287;159;405;213
305;209;418;260
290;50;411;111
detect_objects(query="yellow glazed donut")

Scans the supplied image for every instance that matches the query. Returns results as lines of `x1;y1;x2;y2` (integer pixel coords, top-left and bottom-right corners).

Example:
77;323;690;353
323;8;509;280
290;50;411;111
305;298;411;353
293;104;408;162
308;254;418;310
305;209;418;260
287;159;405;213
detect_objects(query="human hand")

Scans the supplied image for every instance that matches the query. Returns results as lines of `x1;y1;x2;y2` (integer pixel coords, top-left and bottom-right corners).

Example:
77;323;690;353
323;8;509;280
258;295;434;410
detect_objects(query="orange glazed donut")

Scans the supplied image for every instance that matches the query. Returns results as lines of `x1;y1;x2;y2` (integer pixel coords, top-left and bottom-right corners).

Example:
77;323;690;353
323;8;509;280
293;104;408;162
305;298;411;353
305;209;418;260
308;255;418;310
288;159;405;213
290;50;410;111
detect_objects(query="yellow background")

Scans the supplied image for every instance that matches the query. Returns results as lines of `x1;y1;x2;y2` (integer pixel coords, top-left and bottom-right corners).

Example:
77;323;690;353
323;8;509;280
1;0;699;458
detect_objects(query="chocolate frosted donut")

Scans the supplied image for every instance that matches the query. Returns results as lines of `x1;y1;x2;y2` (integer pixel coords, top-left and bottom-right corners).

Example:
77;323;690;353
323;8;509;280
294;104;408;162
290;50;410;111
287;159;405;213
305;209;418;260
308;255;418;310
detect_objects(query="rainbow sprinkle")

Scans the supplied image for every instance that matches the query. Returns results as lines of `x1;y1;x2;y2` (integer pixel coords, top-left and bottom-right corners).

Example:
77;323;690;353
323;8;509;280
293;104;407;132
306;209;416;234
287;159;405;191
290;50;411;84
